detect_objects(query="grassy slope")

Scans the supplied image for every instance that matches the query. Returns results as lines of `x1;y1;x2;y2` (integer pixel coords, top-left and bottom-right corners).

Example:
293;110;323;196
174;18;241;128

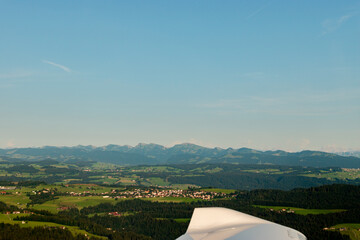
254;205;345;215
200;188;236;194
143;197;202;203
0;213;106;239
31;196;118;213
331;224;360;240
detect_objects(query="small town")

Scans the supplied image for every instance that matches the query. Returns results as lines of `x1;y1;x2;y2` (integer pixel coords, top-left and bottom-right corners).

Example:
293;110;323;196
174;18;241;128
30;187;232;200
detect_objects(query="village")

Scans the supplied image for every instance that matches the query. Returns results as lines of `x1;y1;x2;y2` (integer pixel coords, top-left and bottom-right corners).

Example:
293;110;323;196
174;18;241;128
63;187;231;200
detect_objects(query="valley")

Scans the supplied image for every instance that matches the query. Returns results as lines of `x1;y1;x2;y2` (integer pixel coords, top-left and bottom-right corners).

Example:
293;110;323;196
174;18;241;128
1;145;360;239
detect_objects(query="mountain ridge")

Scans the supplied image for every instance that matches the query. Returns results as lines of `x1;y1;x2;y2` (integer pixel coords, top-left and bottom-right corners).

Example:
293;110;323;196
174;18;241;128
1;143;360;168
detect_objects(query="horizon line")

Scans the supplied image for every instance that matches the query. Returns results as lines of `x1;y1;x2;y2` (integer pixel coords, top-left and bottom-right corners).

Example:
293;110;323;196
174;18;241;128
1;142;359;154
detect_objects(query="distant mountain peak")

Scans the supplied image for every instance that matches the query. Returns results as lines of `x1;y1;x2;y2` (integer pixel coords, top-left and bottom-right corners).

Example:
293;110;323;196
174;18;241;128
214;147;224;151
172;143;204;148
135;143;165;148
237;147;260;153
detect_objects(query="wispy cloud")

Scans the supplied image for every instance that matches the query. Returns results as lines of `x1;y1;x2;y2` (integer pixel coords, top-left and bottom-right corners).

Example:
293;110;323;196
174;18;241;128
0;71;34;88
321;13;356;36
241;72;265;79
247;2;271;20
239;71;278;81
43;60;71;73
167;138;216;148
320;144;352;153
300;139;311;150
0;71;33;80
6;140;15;148
201;97;279;109
198;88;360;117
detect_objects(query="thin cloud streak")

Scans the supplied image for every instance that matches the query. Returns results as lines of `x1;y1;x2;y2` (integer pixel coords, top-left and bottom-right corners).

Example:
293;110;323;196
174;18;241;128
43;60;71;73
247;2;271;19
0;71;33;80
321;13;356;36
198;88;360;116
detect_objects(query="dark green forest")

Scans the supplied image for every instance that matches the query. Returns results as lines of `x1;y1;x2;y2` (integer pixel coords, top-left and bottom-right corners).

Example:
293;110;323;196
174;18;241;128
10;184;360;240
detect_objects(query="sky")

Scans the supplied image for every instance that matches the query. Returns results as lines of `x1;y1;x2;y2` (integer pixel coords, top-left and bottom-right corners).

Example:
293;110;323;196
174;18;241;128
0;0;359;152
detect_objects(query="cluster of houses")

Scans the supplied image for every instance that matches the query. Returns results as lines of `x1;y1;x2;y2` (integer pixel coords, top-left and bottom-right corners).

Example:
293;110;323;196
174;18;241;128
62;187;229;200
108;212;122;216
0;186;16;194
32;189;55;195
108;188;228;200
0;186;16;190
4;210;32;215
269;208;295;214
342;168;360;177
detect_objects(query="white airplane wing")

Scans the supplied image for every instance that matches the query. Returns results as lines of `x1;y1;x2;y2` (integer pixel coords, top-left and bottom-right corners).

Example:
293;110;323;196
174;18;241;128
176;207;306;240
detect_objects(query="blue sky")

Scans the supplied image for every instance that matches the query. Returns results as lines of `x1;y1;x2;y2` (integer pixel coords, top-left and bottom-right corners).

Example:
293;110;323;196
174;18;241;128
1;0;359;152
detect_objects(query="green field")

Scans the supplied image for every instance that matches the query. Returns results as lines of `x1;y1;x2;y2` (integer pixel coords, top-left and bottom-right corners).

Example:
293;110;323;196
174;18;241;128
55;185;117;194
174;218;190;223
302;169;360;180
146;177;170;186
241;168;296;175
144;197;202;203
129;166;183;173
330;224;360;240
31;196;117;213
0;213;106;239
0;184;123;212
156;218;190;223
254;205;345;215
0;194;30;209
201;188;236;194
169;184;200;189
91;162;119;170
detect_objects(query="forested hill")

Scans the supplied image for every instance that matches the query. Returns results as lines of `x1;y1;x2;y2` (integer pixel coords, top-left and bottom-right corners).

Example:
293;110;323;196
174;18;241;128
1;143;360;168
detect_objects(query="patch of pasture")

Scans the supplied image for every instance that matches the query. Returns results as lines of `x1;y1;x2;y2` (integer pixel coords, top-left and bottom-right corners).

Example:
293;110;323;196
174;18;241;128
329;224;360;240
31;196;117;213
0;213;106;239
254;205;346;215
201;188;236;194
144;197;202;203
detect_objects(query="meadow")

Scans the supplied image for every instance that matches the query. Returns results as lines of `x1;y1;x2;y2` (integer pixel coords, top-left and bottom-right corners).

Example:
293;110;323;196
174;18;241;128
0;213;106;239
254;205;346;215
330;224;360;240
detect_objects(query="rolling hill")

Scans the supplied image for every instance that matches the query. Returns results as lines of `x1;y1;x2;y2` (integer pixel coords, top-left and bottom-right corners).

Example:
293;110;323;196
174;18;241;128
1;143;360;168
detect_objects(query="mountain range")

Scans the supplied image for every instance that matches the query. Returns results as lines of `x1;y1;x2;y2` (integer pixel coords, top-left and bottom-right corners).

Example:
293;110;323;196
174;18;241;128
336;151;360;158
1;143;360;168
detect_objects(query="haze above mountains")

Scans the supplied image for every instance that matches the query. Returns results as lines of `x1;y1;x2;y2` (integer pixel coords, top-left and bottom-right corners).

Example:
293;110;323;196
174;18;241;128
1;143;360;168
